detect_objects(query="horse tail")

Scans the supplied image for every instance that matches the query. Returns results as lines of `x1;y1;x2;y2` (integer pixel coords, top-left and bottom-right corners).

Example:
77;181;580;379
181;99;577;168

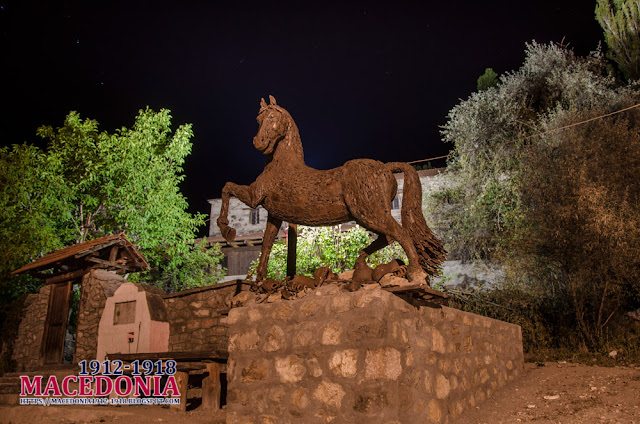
386;162;446;277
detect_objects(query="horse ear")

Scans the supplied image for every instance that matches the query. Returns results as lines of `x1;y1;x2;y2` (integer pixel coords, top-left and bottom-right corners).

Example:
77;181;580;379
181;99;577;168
269;95;277;105
260;98;267;109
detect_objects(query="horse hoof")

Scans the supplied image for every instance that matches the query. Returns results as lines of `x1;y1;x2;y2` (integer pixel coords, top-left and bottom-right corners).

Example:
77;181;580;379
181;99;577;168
407;269;428;285
221;226;236;242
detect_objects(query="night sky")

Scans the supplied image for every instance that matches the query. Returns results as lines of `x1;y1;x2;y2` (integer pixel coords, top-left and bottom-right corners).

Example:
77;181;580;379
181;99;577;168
1;0;604;223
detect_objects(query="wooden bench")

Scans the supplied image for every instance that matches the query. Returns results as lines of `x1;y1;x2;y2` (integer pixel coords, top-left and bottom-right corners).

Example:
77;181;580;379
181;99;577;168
106;350;227;412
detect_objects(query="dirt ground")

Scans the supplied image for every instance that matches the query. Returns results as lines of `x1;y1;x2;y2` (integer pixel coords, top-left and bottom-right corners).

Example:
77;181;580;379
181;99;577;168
460;361;640;424
1;362;639;424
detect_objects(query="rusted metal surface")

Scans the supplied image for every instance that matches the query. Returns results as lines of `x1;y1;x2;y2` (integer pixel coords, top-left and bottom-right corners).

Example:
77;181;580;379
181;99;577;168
217;96;446;285
12;232;149;276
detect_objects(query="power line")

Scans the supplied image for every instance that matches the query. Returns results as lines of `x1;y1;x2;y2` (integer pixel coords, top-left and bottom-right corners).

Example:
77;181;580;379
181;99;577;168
408;102;640;165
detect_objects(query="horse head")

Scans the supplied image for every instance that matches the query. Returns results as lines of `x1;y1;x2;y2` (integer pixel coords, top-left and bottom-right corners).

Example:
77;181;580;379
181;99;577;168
253;95;290;155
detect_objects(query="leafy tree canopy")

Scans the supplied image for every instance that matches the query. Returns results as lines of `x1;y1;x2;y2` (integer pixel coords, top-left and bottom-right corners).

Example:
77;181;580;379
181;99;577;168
0;108;225;297
439;42;637;260
596;0;640;81
477;67;499;91
436;41;640;350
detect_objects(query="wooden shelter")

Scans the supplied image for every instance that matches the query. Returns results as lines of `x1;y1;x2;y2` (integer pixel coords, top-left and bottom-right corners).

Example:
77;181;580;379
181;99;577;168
13;232;149;282
12;233;149;367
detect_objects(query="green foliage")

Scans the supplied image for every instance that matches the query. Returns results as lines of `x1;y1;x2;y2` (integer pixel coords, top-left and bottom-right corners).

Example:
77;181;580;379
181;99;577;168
477;67;499;91
248;225;407;280
1;109;225;295
429;187;462;204
437;40;640;352
134;240;226;292
514;108;640;348
412;162;433;171
595;0;640;81
448;279;640;362
439;42;634;261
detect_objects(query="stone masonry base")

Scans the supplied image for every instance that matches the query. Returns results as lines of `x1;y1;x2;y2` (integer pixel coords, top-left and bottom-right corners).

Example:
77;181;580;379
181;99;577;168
224;285;524;423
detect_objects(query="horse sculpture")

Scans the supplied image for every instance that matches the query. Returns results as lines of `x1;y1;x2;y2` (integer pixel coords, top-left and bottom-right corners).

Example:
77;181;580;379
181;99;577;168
217;96;446;284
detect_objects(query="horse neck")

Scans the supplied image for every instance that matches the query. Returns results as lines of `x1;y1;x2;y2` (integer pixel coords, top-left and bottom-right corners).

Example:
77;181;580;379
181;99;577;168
269;120;305;166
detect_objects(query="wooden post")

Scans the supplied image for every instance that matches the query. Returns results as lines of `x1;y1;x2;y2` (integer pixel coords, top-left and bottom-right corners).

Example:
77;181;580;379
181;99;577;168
287;224;297;278
170;371;189;412
201;362;221;410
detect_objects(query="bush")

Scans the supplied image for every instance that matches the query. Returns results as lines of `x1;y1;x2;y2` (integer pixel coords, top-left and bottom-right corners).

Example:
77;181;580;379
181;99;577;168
248;225;407;280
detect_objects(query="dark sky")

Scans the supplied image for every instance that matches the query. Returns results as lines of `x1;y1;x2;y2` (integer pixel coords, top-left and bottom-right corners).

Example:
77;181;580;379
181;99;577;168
1;0;603;220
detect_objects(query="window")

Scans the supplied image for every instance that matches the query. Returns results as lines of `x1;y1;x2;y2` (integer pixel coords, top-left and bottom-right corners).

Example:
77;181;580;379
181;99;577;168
250;208;260;225
113;301;136;325
391;196;400;210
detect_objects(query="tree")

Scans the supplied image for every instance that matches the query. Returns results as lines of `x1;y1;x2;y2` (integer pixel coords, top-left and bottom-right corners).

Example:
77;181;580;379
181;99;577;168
1;109;225;294
439;42;634;261
0;144;66;298
517;108;640;347
437;41;640;350
248;225;407;280
477;67;499;91
595;0;640;81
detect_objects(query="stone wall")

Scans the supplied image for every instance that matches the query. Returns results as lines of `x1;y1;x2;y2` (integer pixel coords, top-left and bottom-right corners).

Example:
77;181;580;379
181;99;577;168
163;281;251;353
225;286;523;423
209;198;272;238
74;270;124;363
12;285;50;371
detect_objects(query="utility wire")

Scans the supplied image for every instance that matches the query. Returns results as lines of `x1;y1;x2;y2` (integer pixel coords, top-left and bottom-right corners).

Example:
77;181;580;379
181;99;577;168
407;102;640;165
146;102;640;245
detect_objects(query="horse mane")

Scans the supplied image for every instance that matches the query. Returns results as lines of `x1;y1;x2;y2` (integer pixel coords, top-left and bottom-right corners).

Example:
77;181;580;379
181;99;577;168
266;105;305;165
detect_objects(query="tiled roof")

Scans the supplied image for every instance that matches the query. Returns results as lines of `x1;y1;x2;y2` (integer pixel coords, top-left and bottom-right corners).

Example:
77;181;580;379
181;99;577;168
12;233;149;275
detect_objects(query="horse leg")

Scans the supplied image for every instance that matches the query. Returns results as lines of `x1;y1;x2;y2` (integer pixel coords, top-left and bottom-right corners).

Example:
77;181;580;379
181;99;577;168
254;214;283;281
355;232;392;268
361;217;427;283
217;182;262;242
347;196;427;283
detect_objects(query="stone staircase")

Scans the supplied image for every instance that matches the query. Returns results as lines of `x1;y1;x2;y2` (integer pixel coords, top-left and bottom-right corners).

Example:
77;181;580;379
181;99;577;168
0;367;77;406
0;373;21;405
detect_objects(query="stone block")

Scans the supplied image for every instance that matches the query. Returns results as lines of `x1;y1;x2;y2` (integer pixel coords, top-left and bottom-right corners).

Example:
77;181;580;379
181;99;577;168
272;303;293;320
290;387;309;409
328;349;358;377
293;330;314;349
299;300;321;316
313;380;346;409
275;355;306;383
229;328;260;352
226;287;524;423
331;294;352;313
353;388;391;414
194;308;210;318
347;318;386;341
263;325;286;352
241;359;271;382
321;321;342;345
306;358;323;378
365;347;402;380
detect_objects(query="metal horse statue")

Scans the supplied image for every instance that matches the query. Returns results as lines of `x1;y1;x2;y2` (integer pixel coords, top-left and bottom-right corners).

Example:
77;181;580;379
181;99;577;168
217;96;446;284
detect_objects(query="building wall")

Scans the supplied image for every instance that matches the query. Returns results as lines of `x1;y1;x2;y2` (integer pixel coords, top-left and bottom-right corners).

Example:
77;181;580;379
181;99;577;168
12;269;124;370
96;282;170;361
209;198;270;238
74;270;124;363
221;245;262;276
224;286;523;423
163;281;251;353
12;286;50;371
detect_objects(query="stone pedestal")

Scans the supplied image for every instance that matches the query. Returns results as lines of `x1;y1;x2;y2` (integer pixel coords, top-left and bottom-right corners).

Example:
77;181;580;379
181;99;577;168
224;285;524;423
